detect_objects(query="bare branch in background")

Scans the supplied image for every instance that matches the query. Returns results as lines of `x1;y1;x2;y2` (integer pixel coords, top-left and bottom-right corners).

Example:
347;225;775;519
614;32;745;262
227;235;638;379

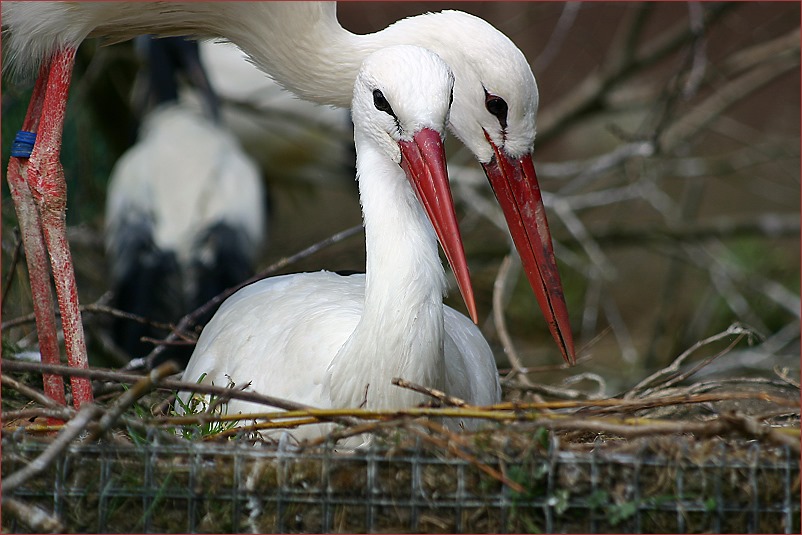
533;2;581;73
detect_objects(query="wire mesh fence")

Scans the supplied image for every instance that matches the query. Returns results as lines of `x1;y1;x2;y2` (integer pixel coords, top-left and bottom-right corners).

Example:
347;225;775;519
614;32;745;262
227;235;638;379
3;430;799;534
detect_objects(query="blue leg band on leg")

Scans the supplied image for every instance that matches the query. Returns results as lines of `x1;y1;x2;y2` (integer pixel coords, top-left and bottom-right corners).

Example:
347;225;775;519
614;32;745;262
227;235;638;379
10;130;37;158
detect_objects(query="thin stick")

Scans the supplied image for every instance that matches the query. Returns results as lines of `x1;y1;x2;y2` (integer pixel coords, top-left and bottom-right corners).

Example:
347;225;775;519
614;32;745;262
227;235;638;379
392;377;468;407
624;323;751;399
3;359;319;413
492;254;533;388
85;362;179;441
3;403;101;493
3;408;76;422
1;375;66;411
303;418;411;448
1;228;24;309
417;419;526;494
2;302;182;336
2;497;63;533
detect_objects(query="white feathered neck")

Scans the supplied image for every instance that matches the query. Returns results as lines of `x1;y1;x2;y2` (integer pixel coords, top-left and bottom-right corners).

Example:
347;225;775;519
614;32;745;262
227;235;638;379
323;46;454;410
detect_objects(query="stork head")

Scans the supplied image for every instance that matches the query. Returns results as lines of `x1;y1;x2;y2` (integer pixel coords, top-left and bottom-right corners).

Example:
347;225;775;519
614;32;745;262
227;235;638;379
389;10;576;364
352;45;477;322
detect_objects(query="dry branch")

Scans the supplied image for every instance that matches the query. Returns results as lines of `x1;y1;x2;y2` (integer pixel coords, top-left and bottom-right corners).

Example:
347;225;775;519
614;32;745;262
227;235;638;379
3;404;102;493
392;377;469;407
1;497;63;533
1;228;24;309
660;53;800;151
415;419;526;494
538;2;736;143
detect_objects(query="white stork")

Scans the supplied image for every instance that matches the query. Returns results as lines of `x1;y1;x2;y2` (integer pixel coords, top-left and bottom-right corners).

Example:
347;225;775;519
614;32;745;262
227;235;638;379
177;44;500;442
2;2;574;409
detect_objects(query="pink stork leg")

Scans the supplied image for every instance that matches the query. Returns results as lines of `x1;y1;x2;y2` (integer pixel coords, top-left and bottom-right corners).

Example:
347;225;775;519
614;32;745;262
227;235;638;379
10;47;94;408
6;62;68;411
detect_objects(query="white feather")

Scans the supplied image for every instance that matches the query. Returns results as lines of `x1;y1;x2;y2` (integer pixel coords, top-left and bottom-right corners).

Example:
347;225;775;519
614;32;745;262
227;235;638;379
2;1;538;164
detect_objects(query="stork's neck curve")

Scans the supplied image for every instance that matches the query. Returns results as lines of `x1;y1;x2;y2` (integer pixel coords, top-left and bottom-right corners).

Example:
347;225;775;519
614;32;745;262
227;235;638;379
219;2;423;108
325;130;448;410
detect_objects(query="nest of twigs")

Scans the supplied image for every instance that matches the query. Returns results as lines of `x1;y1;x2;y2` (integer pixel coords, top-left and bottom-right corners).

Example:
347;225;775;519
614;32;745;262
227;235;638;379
2;322;799;534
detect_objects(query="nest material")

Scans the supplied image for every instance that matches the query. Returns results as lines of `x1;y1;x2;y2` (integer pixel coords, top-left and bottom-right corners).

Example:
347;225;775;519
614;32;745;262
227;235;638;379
1;323;799;533
2;429;799;534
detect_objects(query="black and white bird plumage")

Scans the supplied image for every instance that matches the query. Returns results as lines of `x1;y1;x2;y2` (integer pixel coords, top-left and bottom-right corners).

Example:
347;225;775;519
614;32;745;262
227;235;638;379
104;37;266;366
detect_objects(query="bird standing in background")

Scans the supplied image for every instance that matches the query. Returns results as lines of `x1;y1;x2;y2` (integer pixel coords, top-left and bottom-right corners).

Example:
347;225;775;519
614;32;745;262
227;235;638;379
192;40;355;190
178;45;500;443
105;36;266;367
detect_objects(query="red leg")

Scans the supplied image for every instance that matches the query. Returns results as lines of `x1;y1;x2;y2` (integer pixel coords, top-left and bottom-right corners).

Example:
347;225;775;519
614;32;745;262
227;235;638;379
5;61;68;410
26;48;94;408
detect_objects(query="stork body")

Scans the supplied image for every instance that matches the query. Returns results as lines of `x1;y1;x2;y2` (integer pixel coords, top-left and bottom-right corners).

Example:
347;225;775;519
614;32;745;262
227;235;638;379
178;45;500;442
3;2;574;409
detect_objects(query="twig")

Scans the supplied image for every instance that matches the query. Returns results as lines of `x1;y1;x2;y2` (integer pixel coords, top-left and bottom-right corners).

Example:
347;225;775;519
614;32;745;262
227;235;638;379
85;362;179;441
492;254;533;388
302;417;411;448
2;301;180;334
504;383;583;400
156;392;799;427
582;213;800;245
602;292;637;364
496;391;799;413
681;2;707;98
3;408;78;422
3;404;102;493
1;228;24;309
538;3;736;143
508;372;608;401
625;323;751;399
510;413;799;451
774;366;800;390
533;2;581;73
1;497;63;533
684;375;802;397
140;335;196;347
3;359;319;413
392;377;468;407
1;375;67;411
212;417;323;440
417;419;526;494
721;411;801;451
720;27;799;77
552;197;615;278
660;53;800;151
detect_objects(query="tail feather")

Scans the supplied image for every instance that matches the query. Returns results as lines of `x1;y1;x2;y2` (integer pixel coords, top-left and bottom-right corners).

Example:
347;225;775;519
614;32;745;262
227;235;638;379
110;222;184;360
188;222;255;316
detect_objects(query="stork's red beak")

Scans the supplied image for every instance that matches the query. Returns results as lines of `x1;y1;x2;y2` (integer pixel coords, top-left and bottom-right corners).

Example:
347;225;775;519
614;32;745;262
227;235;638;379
400;128;477;323
482;132;576;365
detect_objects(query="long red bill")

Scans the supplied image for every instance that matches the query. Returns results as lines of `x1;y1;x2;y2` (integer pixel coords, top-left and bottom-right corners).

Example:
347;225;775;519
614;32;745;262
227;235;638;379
482;131;576;365
399;128;477;324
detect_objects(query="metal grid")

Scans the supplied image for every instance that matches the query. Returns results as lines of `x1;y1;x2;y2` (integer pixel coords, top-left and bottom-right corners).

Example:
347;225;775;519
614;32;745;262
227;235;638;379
3;432;799;533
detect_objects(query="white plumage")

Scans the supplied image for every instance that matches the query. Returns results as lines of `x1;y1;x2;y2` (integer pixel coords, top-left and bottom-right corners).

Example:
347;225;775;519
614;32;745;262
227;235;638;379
3;2;534;163
177;45;501;443
3;1;574;408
